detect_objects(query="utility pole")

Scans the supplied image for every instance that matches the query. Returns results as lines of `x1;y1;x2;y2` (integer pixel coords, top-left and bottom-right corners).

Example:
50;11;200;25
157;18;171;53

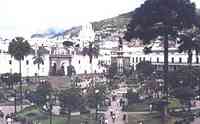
95;89;99;124
14;89;17;114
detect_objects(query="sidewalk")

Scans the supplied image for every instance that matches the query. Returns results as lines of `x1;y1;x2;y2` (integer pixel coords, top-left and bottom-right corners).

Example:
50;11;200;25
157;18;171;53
104;90;127;124
0;118;21;124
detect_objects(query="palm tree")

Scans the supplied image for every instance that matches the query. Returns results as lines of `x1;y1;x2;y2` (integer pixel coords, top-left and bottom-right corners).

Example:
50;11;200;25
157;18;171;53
87;42;99;86
8;37;31;110
33;46;45;81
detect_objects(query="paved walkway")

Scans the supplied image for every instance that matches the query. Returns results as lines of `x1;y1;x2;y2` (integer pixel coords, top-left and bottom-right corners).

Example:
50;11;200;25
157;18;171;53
104;90;128;124
0;105;31;124
0;118;21;124
192;118;200;124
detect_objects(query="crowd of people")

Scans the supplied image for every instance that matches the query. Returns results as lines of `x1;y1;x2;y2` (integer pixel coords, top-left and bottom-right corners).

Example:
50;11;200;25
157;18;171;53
0;112;15;124
102;91;128;124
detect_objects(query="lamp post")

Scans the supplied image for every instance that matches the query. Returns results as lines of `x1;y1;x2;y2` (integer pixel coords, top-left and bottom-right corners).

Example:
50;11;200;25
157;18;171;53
197;77;200;101
14;89;17;114
46;93;53;124
11;73;17;115
95;89;99;124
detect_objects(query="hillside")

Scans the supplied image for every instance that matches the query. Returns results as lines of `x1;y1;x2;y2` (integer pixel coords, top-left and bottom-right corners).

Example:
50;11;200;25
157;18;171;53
31;11;133;40
92;11;133;31
31;9;200;41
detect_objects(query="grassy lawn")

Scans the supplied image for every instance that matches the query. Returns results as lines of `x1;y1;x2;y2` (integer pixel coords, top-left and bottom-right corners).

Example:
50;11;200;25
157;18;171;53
128;113;180;124
128;98;182;112
36;114;96;124
168;98;182;109
17;106;96;124
28;114;96;124
127;103;149;112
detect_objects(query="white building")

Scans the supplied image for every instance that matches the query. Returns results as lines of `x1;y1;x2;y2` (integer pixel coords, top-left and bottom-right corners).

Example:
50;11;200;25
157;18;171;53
111;40;200;72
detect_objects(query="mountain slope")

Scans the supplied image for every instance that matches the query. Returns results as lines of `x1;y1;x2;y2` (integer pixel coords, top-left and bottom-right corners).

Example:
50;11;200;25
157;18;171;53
92;11;133;31
30;11;133;40
31;9;200;41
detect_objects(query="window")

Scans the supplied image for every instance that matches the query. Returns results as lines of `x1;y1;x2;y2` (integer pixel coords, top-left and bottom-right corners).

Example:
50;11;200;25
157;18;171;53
171;57;174;63
9;60;12;65
143;57;145;61
78;60;80;64
174;66;177;70
157;57;159;63
98;60;101;65
179;57;182;63
197;57;199;64
154;65;157;70
132;57;134;63
26;60;29;65
150;57;152;63
136;57;138;63
139;57;142;62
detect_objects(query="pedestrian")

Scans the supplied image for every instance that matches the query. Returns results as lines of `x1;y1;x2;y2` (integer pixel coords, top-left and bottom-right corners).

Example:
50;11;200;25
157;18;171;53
6;117;12;124
5;114;9;120
0;110;4;118
123;114;127;121
120;98;123;106
149;104;153;112
112;96;115;101
112;113;116;122
104;119;108;124
110;110;113;116
138;120;143;124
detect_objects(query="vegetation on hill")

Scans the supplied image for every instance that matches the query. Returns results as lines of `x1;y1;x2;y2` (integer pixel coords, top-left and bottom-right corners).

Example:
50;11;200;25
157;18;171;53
92;11;133;31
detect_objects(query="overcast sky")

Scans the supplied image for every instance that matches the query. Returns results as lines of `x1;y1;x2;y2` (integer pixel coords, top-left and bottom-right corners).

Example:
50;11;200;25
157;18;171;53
0;0;199;38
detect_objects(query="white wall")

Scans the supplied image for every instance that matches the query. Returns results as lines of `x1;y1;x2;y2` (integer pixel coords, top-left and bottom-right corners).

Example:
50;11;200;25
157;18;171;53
70;54;106;74
0;53;49;77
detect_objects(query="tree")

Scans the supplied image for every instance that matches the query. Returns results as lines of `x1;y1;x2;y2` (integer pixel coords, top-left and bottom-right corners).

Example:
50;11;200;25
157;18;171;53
108;62;118;79
127;89;139;104
178;26;200;65
63;41;74;47
59;88;82;124
1;73;12;89
82;42;99;72
136;61;154;80
168;66;200;90
171;87;196;111
123;66;132;78
26;81;52;108
8;37;31;110
33;46;46;80
86;85;106;108
87;42;99;63
67;65;76;77
168;67;200;111
107;62;118;89
125;0;197;116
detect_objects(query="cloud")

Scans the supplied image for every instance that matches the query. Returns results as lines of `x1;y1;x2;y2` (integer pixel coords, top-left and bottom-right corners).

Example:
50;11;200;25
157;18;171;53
0;0;198;38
